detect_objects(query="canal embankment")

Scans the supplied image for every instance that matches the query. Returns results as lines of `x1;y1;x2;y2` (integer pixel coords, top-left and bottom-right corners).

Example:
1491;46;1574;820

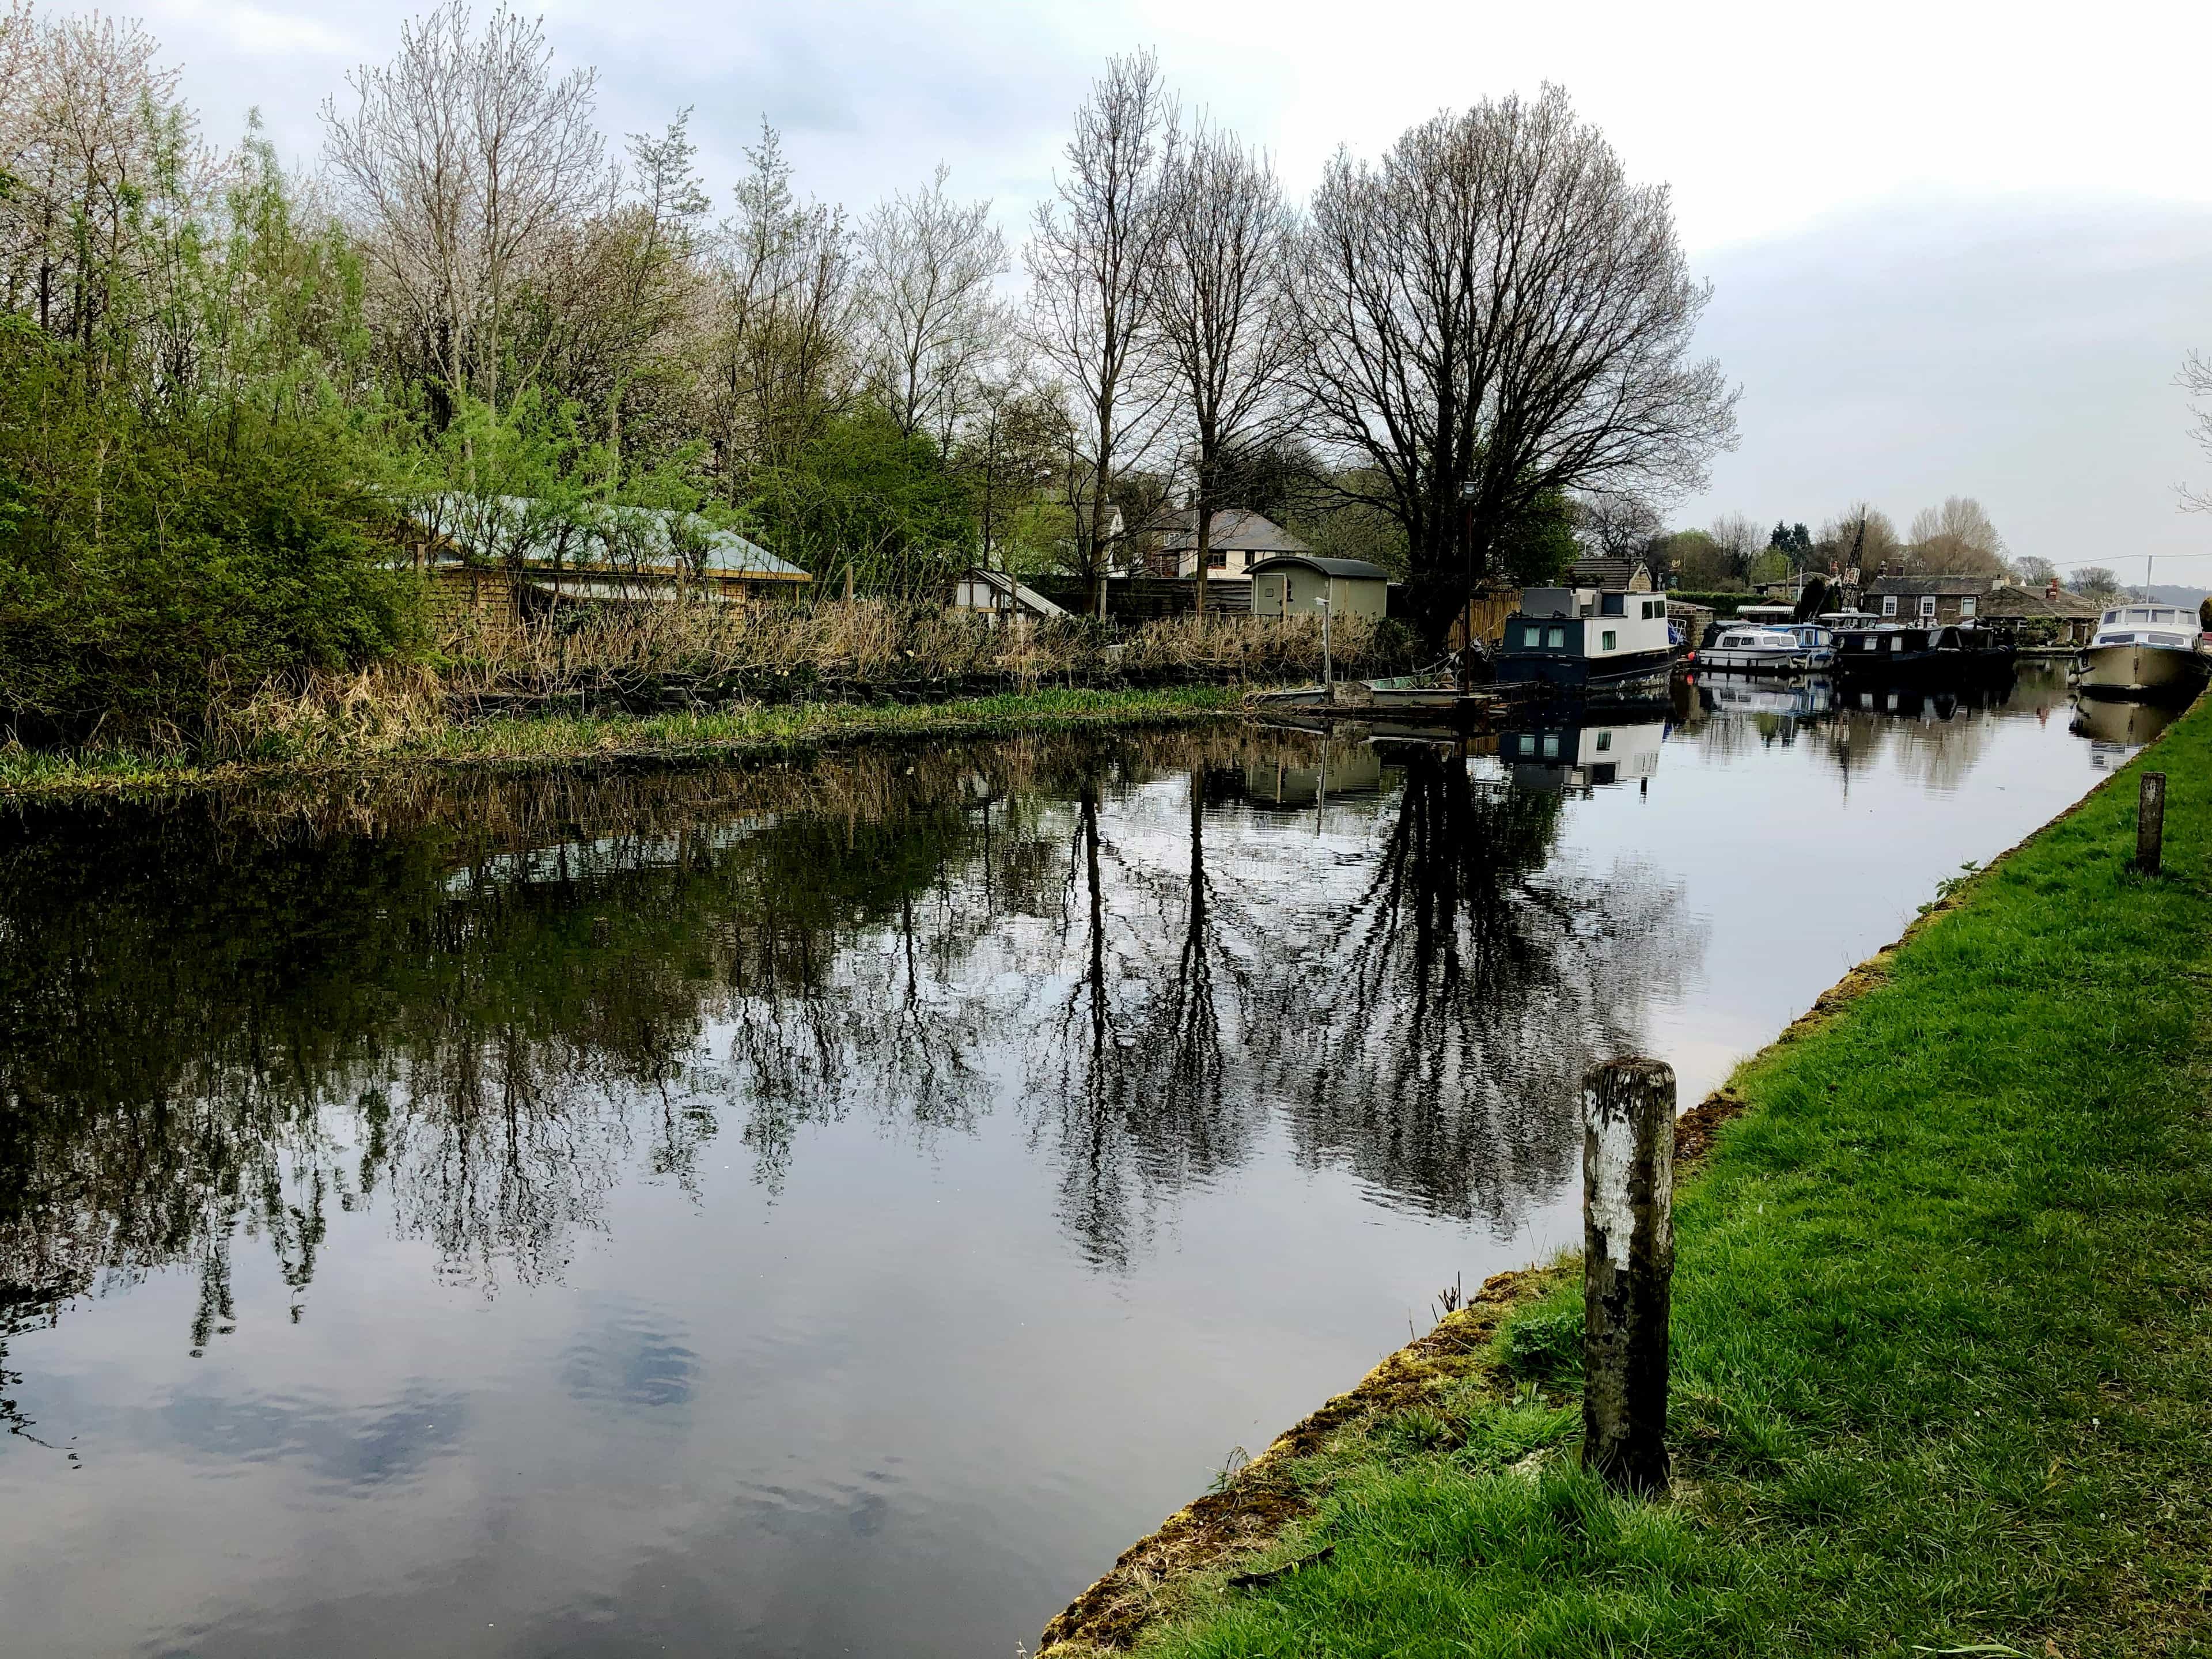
1040;696;2212;1656
0;683;1255;802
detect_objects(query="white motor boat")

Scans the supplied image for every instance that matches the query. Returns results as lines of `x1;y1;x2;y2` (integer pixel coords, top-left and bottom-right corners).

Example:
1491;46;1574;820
2075;605;2209;699
1694;626;1820;675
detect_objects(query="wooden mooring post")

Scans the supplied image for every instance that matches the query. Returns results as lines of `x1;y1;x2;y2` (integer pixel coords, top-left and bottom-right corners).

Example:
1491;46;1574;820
1582;1057;1676;1497
2137;771;2166;875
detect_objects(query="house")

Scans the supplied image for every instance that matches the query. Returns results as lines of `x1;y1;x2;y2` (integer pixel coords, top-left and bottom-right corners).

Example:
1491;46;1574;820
1861;574;1997;626
1250;555;1390;622
1977;579;2103;647
949;567;1070;626
1158;510;1310;581
1567;555;1654;593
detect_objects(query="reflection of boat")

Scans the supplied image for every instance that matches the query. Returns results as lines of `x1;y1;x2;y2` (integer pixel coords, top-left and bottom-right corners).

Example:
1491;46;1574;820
2074;605;2209;699
1236;744;1386;808
1495;713;1665;791
1495;585;1676;689
1696;672;1835;718
2069;696;2181;750
1695;626;1827;673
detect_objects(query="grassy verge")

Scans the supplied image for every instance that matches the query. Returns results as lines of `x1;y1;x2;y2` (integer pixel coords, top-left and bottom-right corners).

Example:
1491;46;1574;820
0;683;1248;802
1047;704;2212;1656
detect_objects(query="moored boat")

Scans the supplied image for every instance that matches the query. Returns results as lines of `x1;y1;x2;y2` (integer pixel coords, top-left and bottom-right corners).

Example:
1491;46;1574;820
1494;585;1676;690
2074;604;2209;700
1694;625;1817;673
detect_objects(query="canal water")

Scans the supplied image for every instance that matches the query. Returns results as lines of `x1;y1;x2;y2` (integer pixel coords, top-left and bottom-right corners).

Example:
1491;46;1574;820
0;664;2161;1657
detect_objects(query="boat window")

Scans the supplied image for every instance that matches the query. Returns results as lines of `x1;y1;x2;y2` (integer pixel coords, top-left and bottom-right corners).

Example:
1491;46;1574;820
1596;730;1612;752
1544;626;1566;649
2128;608;2154;622
1889;635;1903;652
1541;733;1560;759
1600;630;1617;651
1601;592;1625;616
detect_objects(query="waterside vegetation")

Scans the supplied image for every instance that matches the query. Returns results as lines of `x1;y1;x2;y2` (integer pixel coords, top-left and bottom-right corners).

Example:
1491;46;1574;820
1041;703;2212;1656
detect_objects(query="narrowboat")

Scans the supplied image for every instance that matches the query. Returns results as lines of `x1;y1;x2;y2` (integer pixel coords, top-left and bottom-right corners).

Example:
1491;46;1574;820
2074;604;2209;699
1494;586;1676;690
1832;623;2013;683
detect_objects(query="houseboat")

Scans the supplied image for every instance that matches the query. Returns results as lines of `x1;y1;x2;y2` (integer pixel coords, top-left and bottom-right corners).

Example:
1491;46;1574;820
1494;586;1676;690
1832;623;2014;684
2075;604;2209;699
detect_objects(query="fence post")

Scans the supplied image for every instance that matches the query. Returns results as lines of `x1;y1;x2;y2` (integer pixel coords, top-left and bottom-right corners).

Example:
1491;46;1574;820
1582;1057;1676;1497
2137;771;2166;875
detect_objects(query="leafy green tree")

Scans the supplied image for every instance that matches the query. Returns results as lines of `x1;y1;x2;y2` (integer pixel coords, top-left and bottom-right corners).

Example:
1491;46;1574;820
748;409;972;595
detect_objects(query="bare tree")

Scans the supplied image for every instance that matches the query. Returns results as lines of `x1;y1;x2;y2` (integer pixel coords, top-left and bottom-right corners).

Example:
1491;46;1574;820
321;1;608;421
1575;495;1661;565
1294;85;1737;645
1813;502;1900;578
0;3;201;347
702;120;855;494
1150;115;1298;613
856;163;1007;448
1024;48;1173;615
2182;350;2212;513
1709;512;1764;581
1907;495;2007;575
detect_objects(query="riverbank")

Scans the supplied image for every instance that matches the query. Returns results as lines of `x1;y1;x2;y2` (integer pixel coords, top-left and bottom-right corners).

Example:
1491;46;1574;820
0;684;1249;803
1041;700;2212;1656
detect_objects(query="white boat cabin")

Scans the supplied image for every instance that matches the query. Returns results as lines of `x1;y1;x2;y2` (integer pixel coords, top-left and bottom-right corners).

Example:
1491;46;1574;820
2090;605;2202;651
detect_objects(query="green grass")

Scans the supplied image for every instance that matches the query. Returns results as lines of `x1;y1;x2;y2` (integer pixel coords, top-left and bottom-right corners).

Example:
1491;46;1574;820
1117;706;2212;1656
0;683;1247;800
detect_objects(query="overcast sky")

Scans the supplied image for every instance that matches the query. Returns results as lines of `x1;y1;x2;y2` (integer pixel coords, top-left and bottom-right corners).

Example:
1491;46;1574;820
119;0;2212;579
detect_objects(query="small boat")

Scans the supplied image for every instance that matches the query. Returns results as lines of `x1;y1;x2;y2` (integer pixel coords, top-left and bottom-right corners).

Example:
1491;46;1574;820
1495;586;1676;690
2074;604;2209;700
1695;625;1821;674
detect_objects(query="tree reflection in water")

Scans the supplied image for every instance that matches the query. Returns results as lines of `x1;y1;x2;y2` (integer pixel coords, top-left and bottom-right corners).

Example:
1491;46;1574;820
0;729;1698;1342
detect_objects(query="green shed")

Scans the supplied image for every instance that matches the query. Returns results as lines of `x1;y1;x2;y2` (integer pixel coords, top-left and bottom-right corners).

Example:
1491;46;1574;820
1249;555;1390;623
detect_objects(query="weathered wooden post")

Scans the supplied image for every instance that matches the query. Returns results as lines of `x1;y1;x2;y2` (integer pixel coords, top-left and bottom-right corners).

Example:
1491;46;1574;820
1582;1056;1676;1497
2137;771;2166;875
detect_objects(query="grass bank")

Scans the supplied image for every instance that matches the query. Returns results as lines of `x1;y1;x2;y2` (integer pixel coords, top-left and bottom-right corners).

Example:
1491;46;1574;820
1044;704;2212;1656
0;683;1248;802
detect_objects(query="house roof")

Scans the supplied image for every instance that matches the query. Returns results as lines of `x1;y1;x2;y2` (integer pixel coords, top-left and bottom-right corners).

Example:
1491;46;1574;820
415;494;811;581
1568;555;1647;588
1978;584;2104;620
1248;554;1391;581
1865;574;1998;597
1158;509;1310;555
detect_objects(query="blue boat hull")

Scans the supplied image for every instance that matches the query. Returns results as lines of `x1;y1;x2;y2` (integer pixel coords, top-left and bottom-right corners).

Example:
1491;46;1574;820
1494;647;1676;690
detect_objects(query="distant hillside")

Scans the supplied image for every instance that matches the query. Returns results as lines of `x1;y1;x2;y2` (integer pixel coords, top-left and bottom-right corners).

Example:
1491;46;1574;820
2127;585;2210;606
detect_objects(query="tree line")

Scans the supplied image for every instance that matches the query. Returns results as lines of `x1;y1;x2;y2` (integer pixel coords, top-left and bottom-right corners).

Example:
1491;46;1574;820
1593;493;2115;596
0;1;1734;737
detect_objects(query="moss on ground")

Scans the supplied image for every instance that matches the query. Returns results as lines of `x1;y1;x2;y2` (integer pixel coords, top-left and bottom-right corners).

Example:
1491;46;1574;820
1045;697;2212;1657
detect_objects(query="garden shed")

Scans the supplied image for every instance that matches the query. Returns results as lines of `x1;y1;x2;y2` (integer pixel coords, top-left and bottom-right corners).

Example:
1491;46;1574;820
1249;555;1389;623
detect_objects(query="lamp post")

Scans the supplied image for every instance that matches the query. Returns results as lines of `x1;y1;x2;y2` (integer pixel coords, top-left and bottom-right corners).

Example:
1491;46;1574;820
1317;591;1333;692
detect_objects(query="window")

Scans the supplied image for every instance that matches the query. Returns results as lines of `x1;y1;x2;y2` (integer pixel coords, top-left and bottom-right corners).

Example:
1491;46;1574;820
1919;596;1937;618
1601;593;1626;616
1596;730;1613;752
1206;550;1226;569
1881;595;1898;617
1540;733;1560;759
1959;596;1977;618
1600;630;1617;651
1544;626;1566;649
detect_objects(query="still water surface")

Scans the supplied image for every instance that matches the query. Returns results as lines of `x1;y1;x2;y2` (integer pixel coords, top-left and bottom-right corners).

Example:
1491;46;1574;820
0;665;2162;1657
